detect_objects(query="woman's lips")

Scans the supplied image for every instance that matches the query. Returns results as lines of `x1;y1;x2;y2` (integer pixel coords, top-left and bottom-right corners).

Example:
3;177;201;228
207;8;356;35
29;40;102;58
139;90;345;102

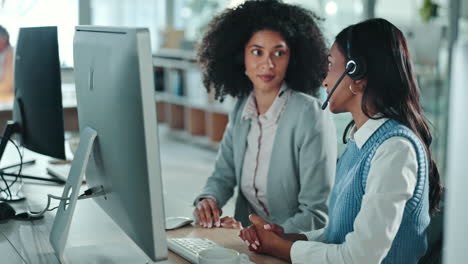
258;74;275;82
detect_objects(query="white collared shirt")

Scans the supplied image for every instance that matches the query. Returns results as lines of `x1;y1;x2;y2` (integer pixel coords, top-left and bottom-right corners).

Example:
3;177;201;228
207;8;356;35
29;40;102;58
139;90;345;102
240;83;289;220
291;117;419;264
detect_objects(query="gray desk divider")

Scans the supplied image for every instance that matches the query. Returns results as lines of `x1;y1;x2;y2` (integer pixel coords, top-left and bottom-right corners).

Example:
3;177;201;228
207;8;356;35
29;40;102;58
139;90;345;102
50;127;97;263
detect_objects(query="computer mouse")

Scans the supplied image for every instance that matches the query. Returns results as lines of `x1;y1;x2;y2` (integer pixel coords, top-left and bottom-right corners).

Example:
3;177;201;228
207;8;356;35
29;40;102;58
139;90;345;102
165;216;193;230
0;202;16;221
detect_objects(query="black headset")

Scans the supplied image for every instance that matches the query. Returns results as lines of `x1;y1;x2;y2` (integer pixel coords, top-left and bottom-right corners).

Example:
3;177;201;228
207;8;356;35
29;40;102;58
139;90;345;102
321;26;367;110
345;26;367;80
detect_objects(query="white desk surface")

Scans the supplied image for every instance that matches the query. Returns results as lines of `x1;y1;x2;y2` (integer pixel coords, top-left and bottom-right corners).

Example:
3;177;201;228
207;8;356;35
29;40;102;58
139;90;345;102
0;149;287;264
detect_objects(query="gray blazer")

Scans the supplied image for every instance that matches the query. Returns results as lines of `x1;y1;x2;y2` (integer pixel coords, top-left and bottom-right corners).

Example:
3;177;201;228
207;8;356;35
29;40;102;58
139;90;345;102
195;91;337;233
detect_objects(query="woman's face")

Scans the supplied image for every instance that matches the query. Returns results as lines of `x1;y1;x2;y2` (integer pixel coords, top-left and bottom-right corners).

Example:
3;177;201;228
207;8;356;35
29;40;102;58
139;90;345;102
322;42;359;113
244;30;290;94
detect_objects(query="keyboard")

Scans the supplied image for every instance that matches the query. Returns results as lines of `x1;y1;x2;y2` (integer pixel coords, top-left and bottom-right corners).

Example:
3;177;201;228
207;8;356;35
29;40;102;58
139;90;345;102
167;238;219;263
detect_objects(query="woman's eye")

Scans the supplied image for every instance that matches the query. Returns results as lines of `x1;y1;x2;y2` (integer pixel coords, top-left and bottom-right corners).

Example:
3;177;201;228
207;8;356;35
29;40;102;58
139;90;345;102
251;49;261;56
274;51;285;56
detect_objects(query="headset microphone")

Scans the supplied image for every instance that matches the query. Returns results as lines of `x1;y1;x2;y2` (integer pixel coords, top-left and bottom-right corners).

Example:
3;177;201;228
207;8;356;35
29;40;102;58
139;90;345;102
321;61;356;110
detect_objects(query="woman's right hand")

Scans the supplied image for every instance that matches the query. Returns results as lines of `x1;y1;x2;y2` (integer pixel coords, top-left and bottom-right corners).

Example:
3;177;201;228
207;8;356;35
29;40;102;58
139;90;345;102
194;198;222;228
220;216;242;229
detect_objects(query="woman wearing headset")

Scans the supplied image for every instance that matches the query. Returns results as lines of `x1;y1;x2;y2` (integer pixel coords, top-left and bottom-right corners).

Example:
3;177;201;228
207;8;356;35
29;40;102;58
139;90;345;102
239;18;443;264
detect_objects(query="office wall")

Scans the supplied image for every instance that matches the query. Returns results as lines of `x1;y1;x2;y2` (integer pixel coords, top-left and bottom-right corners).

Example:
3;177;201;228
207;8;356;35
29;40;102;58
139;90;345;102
90;0;166;52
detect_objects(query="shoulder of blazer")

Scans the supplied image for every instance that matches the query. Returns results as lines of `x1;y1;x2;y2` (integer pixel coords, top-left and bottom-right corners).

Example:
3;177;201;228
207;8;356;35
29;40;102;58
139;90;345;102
287;91;324;117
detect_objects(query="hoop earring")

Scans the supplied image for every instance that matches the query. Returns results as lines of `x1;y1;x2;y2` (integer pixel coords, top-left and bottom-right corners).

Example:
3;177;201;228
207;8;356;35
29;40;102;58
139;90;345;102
349;85;357;95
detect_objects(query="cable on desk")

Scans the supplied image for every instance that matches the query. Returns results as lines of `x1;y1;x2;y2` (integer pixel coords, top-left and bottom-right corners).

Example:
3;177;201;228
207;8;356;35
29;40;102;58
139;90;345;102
47;203;69;212
0;137;24;200
28;186;105;217
14;145;26;198
0;173;12;199
28;194;71;217
0;137;68;199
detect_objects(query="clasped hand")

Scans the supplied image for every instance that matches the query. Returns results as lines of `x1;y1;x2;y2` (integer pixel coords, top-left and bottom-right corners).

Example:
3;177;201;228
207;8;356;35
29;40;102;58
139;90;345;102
238;214;285;253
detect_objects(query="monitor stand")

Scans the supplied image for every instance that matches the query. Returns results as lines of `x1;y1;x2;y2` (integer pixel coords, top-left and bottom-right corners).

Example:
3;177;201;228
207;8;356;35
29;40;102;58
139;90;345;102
0;121;65;202
49;126;166;263
50;127;97;263
0;121;20;161
54;243;170;264
0;121;25;201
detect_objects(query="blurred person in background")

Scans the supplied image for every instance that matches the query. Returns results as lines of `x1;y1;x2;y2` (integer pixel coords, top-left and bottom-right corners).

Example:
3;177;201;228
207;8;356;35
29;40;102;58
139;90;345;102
0;25;14;102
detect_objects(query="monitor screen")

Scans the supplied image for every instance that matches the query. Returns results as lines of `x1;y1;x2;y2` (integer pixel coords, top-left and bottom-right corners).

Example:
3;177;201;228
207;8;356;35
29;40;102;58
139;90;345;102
72;26;167;261
13;26;65;160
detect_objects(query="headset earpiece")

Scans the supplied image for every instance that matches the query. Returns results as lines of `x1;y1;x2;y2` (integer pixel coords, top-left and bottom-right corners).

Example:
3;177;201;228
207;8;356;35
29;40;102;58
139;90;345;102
346;60;357;74
347;57;367;80
346;27;366;80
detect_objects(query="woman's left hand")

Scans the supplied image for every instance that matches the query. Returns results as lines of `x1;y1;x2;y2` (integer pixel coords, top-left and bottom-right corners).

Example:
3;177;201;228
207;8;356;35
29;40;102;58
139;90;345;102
239;214;294;261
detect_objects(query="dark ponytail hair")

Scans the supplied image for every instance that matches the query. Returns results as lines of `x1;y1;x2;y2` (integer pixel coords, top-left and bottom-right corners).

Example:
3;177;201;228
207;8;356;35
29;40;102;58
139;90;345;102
336;18;442;216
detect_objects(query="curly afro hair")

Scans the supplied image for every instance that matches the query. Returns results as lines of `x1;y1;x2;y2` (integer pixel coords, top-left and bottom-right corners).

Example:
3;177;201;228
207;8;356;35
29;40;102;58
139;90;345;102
197;0;328;101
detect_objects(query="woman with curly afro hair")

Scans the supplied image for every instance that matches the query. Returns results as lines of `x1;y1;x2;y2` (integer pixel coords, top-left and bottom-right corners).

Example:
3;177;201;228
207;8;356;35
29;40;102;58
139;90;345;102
193;0;337;236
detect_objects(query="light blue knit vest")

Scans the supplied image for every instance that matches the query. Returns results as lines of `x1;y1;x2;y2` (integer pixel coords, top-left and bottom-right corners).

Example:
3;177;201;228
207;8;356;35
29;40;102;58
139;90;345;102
324;120;430;263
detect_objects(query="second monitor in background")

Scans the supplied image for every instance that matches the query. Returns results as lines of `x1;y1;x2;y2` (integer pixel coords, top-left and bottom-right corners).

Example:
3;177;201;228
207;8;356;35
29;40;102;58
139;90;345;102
12;26;65;160
0;26;66;200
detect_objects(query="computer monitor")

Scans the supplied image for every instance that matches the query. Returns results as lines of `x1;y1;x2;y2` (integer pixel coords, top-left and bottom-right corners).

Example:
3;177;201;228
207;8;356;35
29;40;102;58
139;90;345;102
0;26;66;200
50;26;167;263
